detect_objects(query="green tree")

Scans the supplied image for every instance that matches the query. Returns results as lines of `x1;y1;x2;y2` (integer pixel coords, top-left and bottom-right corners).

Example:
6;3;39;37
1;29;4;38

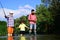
41;0;60;34
36;4;52;33
41;0;60;17
0;21;7;36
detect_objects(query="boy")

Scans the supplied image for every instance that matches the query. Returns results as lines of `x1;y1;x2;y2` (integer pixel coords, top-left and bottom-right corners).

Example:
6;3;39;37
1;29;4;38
28;9;37;35
18;20;29;36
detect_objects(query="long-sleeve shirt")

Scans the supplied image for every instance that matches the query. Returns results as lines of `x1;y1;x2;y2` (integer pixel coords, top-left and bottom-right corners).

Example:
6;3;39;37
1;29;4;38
28;14;37;24
5;15;14;27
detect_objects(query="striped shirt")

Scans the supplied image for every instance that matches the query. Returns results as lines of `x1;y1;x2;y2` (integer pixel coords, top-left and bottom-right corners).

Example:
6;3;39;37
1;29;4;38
5;15;14;27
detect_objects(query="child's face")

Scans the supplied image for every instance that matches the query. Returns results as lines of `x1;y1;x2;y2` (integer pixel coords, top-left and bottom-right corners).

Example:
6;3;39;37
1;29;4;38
31;11;35;15
21;22;24;24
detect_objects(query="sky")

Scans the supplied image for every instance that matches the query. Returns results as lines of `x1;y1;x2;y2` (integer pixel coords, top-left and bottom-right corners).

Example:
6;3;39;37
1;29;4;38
0;0;41;21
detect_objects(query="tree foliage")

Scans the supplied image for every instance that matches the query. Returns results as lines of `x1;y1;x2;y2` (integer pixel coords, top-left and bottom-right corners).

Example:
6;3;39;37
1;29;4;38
41;0;60;34
0;21;7;36
36;4;53;33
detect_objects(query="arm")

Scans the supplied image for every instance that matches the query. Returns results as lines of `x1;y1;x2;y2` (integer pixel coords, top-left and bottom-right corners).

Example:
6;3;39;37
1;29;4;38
28;14;34;22
30;15;37;23
18;25;21;28
25;26;29;29
28;14;32;21
5;15;9;18
24;24;29;29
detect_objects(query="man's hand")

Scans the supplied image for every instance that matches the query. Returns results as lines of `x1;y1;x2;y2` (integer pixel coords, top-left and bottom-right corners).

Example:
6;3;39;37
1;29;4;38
5;15;9;18
29;20;36;23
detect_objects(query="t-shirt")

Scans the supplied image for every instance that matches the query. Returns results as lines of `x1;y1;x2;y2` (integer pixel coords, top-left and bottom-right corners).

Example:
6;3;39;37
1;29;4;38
19;23;27;31
28;14;37;24
5;15;14;27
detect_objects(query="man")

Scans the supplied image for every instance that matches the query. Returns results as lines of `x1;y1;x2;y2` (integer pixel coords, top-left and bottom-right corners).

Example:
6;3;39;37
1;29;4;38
5;11;14;36
28;9;37;35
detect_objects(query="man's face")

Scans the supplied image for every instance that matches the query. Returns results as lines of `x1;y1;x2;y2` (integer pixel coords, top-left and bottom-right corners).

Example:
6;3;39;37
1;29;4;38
10;13;13;17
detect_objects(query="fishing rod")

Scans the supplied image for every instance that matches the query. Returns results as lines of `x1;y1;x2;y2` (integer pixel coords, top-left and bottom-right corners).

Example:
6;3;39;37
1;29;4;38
0;1;6;16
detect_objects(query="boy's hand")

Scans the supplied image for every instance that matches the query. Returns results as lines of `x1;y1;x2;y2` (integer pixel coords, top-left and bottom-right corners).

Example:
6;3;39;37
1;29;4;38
27;27;29;29
26;27;29;29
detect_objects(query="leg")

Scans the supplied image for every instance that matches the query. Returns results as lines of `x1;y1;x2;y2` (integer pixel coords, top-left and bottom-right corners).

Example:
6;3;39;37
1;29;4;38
8;27;12;36
8;27;14;36
11;27;14;36
20;34;23;36
12;27;14;36
34;24;36;35
29;24;33;34
7;27;10;36
22;31;25;36
20;31;23;36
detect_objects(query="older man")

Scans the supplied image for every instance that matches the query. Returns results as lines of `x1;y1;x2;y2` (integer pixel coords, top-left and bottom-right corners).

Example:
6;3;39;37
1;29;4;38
5;11;14;36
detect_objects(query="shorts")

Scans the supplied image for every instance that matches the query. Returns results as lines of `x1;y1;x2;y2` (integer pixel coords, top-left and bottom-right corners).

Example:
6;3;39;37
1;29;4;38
30;24;36;29
7;27;14;34
20;31;25;34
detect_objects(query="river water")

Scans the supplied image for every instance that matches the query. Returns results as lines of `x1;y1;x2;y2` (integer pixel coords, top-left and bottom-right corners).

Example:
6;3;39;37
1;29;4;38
0;35;60;40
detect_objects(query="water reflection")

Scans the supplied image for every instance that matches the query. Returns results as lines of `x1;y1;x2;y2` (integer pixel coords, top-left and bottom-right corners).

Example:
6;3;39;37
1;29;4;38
19;35;26;40
30;35;37;40
0;35;60;40
8;36;14;40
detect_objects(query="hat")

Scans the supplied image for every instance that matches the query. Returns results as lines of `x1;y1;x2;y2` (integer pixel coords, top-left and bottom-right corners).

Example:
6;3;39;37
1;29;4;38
31;9;36;13
9;11;14;14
